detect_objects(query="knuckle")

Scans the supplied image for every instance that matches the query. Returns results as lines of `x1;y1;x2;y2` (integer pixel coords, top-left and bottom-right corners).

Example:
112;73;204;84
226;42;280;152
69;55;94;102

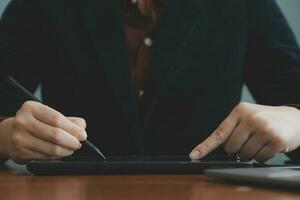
50;146;62;157
213;129;225;145
218;121;228;133
50;128;63;144
70;126;85;141
235;102;250;114
70;125;80;136
272;136;286;148
246;113;261;126
12;116;27;129
79;118;87;128
15;109;23;118
70;117;87;132
22;101;36;111
260;125;274;135
51;114;63;127
69;123;86;141
10;133;23;147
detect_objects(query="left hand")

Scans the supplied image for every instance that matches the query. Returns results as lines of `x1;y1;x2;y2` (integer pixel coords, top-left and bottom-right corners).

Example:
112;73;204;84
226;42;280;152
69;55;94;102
189;102;300;162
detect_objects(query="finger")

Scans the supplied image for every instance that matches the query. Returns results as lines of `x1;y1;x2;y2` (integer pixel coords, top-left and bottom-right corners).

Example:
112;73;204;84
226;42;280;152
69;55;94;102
189;109;240;160
12;148;61;163
27;116;82;150
255;140;285;163
20;131;75;158
68;117;87;130
24;149;61;160
224;121;254;155
238;131;272;161
31;104;87;141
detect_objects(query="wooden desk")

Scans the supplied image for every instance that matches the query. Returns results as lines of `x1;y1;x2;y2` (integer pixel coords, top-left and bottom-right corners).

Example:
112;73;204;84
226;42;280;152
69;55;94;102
0;168;299;200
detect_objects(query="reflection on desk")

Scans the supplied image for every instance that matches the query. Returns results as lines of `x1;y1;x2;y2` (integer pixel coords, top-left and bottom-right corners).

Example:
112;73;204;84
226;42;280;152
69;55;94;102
0;168;300;200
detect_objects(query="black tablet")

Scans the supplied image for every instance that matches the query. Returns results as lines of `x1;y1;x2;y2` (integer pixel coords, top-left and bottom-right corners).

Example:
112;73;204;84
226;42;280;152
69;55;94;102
26;156;253;175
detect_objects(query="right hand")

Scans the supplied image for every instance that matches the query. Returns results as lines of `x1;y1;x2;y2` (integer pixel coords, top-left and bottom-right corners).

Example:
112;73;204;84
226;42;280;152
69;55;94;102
2;101;87;163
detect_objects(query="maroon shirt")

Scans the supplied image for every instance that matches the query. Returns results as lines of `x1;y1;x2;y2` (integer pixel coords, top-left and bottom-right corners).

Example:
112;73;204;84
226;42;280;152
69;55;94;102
123;0;160;97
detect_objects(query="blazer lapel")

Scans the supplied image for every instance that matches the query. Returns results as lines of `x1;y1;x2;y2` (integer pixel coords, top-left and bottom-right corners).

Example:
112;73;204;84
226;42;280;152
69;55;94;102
83;0;138;130
83;0;208;112
146;0;209;97
82;0;210;149
142;0;210;139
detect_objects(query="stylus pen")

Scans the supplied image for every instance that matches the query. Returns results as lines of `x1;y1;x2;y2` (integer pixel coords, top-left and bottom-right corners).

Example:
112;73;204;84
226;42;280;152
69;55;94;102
5;76;107;160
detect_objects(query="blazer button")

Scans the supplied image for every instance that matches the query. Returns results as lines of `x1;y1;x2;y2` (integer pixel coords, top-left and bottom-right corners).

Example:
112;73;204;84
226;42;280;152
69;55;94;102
138;90;144;98
144;38;153;47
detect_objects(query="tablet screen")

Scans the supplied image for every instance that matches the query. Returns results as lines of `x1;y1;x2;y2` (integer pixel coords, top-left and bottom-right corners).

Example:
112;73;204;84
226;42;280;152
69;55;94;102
61;155;239;162
27;156;253;175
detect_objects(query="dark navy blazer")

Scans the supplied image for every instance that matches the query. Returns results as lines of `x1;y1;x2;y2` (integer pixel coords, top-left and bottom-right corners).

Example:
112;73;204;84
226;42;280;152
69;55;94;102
0;0;300;157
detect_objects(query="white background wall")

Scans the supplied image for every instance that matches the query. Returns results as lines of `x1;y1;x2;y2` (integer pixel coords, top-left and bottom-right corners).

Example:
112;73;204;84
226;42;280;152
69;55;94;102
243;0;300;103
0;0;10;18
277;0;300;43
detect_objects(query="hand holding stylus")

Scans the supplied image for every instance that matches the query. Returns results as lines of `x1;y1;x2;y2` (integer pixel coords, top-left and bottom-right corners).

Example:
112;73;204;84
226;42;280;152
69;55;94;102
0;101;87;163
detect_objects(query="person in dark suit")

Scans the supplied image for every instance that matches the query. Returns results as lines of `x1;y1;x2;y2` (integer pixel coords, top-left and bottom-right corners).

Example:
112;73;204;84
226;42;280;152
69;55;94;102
0;0;300;163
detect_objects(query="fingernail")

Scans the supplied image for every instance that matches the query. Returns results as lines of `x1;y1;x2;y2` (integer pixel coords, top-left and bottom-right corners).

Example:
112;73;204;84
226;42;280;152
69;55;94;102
77;142;82;149
190;150;201;160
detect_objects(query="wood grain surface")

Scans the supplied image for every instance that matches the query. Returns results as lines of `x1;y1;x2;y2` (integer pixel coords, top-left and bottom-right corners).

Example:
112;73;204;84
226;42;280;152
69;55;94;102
0;168;299;200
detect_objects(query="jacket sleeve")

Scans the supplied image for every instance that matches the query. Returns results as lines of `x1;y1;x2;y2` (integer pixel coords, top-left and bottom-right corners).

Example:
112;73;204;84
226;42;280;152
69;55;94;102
0;0;44;116
244;0;300;161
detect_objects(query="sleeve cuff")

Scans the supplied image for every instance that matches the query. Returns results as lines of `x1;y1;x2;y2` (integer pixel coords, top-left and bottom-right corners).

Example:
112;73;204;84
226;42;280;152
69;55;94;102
286;149;300;163
283;104;300;162
0;158;9;164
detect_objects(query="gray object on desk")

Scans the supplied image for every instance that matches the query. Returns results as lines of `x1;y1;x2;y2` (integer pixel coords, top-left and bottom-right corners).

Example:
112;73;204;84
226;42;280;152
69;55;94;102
206;167;300;189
